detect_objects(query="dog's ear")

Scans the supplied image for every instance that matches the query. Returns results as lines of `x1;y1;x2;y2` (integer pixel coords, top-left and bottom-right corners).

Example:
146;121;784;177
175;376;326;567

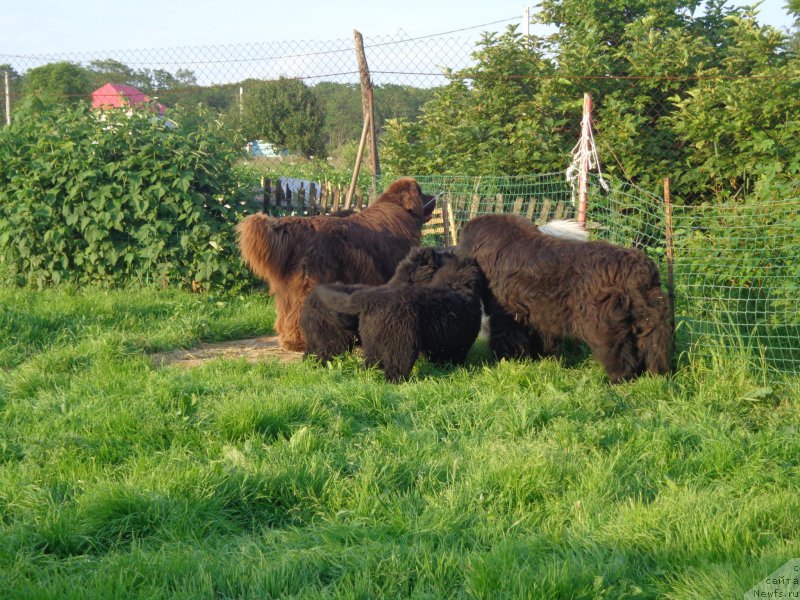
593;291;631;322
400;185;424;219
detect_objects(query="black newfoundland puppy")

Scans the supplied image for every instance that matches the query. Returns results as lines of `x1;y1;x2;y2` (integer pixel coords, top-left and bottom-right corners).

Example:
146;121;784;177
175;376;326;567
307;247;485;382
300;246;458;364
457;214;673;383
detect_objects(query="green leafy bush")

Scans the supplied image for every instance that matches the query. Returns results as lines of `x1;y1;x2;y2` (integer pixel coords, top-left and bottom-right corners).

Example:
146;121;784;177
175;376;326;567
0;100;254;290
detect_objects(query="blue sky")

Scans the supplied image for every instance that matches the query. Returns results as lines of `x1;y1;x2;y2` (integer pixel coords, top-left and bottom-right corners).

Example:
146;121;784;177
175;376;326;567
0;0;795;55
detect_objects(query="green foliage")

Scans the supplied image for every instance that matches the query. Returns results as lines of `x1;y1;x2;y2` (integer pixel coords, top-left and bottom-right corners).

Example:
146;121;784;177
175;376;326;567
310;82;435;152
0;100;253;290
84;59;199;95
382;3;798;204
382;27;568;178
21;61;92;105
240;77;325;158
667;16;800;199
312;82;364;150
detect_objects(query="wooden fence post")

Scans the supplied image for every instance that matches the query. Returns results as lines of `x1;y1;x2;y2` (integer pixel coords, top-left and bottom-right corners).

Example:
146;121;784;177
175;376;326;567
297;183;306;213
4;70;10;126
445;196;458;246
261;177;271;213
577;92;592;226
526;198;538;221
275;181;285;208
664;177;676;327
309;182;317;214
468;195;481;221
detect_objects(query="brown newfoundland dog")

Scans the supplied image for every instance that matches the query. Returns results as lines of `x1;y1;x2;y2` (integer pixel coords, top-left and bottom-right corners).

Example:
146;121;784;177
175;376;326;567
457;214;673;383
311;247;485;382
237;178;436;351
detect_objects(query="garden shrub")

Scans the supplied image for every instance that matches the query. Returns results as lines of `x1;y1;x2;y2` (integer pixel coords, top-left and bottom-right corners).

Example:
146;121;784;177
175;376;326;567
0;99;255;290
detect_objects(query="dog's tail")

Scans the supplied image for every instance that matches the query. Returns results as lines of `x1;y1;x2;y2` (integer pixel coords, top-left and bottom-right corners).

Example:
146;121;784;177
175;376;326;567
236;213;291;282
313;285;360;316
631;275;674;375
539;219;588;242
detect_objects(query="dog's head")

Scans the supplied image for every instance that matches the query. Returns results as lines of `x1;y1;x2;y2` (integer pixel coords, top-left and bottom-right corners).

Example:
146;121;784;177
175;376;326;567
388;246;441;285
378;178;436;223
389;247;482;294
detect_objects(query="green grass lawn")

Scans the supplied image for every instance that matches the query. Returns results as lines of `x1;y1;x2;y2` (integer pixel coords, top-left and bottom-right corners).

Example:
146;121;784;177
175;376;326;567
1;285;798;599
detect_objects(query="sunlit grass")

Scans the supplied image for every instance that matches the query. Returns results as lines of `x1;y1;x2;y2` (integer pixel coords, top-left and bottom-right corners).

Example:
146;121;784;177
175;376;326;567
1;285;798;598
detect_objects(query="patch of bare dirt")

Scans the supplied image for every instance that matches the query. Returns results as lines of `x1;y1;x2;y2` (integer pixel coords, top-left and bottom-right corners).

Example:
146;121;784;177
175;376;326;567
152;335;303;368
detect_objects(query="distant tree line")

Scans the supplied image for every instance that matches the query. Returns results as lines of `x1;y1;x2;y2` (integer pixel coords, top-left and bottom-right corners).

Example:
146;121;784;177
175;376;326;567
0;59;432;158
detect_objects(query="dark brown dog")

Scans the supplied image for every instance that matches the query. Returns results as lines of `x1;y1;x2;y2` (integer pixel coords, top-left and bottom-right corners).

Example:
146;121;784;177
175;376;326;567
237;178;436;351
457;214;673;382
311;248;485;382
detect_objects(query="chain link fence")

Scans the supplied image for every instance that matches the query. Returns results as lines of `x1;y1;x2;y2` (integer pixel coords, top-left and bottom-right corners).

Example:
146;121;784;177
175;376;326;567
2;15;799;376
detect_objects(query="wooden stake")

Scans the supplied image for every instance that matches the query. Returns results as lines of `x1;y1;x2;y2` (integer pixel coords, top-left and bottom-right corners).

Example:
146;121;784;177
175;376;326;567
664;177;676;324
577;92;592;225
441;200;451;248
261;177;270;213
4;70;10;126
353;30;380;199
446;196;459;246
346;112;370;209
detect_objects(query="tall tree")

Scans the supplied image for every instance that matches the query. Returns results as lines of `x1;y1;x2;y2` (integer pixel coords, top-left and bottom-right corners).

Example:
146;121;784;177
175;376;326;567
312;82;363;149
382;26;566;176
241;77;325;157
22;62;92;105
87;59;150;90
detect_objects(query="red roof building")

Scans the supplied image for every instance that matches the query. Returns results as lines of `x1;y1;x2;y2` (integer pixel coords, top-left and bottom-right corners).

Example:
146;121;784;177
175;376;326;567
90;83;166;115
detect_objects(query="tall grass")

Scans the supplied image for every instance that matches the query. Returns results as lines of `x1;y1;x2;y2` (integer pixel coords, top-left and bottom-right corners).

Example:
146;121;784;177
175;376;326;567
1;285;798;598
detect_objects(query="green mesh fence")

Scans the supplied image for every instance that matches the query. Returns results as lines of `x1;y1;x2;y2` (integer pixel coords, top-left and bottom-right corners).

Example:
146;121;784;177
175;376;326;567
407;172;666;255
402;173;800;377
256;172;799;375
410;173;576;246
671;199;800;374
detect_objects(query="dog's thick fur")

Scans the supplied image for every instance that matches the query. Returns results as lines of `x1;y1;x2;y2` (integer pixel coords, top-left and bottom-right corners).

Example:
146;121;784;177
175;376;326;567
300;246;477;365
300;282;370;363
237;178;436;351
478;219;587;346
311;248;485;382
457;214;673;382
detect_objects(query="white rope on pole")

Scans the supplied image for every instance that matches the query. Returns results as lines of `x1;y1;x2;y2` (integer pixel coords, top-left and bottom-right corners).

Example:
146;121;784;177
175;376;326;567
566;93;609;213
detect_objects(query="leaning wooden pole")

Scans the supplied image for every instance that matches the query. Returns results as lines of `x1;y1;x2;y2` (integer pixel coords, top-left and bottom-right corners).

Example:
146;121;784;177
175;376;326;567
353;30;380;200
346;113;371;209
576;93;592;225
664;177;676;326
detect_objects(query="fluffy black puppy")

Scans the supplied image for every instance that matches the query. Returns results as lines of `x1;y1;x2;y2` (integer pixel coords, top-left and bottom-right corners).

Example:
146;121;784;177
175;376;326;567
300;246;467;364
301;247;449;363
311;249;485;382
457;214;672;383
